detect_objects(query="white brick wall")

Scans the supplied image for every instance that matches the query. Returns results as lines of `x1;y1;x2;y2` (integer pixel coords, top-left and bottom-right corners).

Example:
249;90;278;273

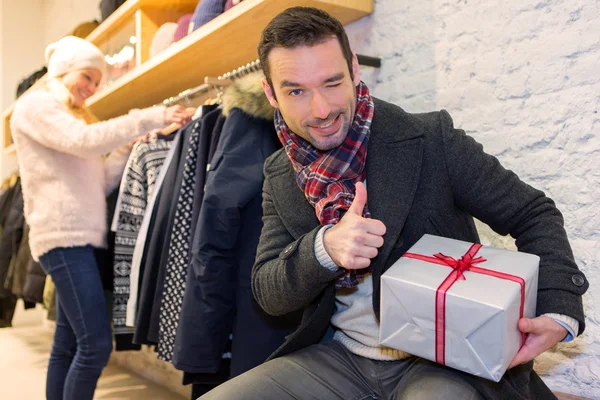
348;0;599;397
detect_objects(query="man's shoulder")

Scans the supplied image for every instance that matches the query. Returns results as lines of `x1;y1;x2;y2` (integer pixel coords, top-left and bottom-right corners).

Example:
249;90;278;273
263;148;291;177
372;98;447;141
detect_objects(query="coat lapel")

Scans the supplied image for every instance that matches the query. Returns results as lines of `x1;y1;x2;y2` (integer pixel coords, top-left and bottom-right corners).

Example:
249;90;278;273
366;100;424;271
269;165;320;239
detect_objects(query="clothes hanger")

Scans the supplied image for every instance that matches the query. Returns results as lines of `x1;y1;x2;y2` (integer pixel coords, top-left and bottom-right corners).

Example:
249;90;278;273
159;106;197;135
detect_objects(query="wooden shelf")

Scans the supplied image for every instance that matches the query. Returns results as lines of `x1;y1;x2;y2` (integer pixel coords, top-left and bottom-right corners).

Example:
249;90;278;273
2;0;373;143
87;0;373;120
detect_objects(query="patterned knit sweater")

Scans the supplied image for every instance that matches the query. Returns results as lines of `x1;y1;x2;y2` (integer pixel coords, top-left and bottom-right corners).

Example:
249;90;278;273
112;139;173;334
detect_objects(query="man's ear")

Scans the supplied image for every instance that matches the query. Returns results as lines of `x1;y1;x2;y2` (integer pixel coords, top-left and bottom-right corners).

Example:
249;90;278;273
262;79;279;109
351;52;361;86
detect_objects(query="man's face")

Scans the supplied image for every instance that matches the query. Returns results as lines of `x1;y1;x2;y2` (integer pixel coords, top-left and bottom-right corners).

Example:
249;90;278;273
262;37;361;151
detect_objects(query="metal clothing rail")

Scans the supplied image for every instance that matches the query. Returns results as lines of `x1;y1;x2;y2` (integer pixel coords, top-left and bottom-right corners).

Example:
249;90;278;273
161;54;381;106
161;59;262;106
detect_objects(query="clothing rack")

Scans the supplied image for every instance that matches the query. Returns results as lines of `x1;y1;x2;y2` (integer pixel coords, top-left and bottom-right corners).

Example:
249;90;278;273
218;59;262;81
161;54;381;107
161;60;262;107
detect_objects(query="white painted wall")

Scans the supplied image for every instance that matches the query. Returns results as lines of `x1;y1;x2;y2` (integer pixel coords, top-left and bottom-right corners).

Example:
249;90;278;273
43;0;100;44
1;0;46;177
348;0;599;397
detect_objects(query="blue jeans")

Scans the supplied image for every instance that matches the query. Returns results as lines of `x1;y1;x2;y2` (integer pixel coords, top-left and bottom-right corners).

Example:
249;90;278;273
39;246;113;400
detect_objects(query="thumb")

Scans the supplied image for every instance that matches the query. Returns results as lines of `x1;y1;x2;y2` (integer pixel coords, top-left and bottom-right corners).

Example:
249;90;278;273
518;318;540;334
348;182;367;216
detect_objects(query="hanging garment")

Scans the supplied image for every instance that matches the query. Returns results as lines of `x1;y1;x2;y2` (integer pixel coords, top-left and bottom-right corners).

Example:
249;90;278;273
112;139;172;350
22;256;45;304
134;105;220;346
0;180;24;299
132;121;196;345
0;180;23;326
158;107;222;361
191;111;226;238
173;74;301;376
5;224;33;304
43;275;56;321
125;132;182;329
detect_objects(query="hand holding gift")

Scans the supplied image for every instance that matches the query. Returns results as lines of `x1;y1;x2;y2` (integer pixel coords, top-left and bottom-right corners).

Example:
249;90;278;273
508;315;568;368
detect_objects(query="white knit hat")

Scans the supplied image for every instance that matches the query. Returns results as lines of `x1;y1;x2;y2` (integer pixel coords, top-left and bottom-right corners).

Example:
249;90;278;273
45;36;107;79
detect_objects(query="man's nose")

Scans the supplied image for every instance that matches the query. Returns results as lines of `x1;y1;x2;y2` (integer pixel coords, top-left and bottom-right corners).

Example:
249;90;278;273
310;91;332;120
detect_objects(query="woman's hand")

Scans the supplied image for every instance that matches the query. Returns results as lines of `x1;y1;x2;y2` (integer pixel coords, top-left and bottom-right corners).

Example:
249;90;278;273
133;128;161;145
164;105;192;125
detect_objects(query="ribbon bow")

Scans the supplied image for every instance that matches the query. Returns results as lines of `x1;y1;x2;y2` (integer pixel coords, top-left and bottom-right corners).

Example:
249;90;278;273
433;250;487;281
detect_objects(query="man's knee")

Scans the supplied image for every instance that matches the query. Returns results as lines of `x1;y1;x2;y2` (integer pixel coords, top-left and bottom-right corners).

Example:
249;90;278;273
396;367;483;400
199;359;283;400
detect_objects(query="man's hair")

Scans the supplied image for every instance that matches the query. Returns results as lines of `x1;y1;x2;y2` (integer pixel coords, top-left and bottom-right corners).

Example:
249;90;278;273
258;7;354;92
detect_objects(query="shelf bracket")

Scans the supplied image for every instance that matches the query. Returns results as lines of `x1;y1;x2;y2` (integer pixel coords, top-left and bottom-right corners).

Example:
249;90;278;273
356;54;381;68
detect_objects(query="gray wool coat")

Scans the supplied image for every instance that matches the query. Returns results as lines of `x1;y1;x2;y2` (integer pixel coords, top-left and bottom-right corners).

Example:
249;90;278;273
251;98;588;400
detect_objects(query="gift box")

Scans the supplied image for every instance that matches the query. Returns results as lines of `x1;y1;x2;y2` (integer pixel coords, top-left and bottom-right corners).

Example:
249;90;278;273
379;234;539;382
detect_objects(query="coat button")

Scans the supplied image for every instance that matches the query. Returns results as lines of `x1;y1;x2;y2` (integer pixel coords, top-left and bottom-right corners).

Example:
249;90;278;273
283;244;293;255
572;275;585;287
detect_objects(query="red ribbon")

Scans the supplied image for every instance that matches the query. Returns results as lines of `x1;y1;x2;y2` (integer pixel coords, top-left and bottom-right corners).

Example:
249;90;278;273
402;243;526;365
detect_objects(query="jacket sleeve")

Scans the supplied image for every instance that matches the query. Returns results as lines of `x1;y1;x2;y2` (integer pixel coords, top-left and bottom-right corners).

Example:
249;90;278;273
252;169;342;317
439;110;588;334
11;91;165;158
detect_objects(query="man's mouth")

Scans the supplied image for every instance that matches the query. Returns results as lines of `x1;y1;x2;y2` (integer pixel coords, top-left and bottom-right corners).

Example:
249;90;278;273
310;114;342;135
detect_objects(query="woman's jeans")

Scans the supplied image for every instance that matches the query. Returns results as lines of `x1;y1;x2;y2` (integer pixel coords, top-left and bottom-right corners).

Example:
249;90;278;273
39;246;113;400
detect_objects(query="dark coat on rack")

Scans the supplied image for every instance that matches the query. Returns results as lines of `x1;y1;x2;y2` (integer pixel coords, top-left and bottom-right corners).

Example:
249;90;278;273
134;113;220;346
5;223;35;309
22;256;45;305
191;110;226;234
156;105;221;361
0;180;24;299
133;124;189;345
173;75;302;377
0;180;23;326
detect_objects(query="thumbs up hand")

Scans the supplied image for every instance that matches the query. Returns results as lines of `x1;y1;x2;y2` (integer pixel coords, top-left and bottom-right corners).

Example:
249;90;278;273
323;182;387;270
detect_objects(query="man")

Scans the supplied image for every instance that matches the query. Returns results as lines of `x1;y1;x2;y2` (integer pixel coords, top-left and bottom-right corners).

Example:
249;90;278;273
201;7;588;400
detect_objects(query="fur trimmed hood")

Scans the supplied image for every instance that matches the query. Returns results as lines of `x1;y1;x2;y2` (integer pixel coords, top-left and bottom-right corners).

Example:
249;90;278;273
221;71;275;120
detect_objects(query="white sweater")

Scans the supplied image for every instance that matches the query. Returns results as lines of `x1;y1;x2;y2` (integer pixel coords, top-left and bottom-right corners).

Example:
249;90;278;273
10;87;166;260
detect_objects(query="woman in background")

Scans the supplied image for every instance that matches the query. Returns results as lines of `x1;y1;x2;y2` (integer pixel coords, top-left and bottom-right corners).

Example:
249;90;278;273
10;36;191;400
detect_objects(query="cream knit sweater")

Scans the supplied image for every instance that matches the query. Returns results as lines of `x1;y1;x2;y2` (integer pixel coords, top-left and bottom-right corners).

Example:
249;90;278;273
10;84;166;260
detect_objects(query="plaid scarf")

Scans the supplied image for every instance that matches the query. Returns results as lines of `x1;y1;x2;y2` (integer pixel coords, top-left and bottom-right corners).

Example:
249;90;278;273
275;81;375;289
